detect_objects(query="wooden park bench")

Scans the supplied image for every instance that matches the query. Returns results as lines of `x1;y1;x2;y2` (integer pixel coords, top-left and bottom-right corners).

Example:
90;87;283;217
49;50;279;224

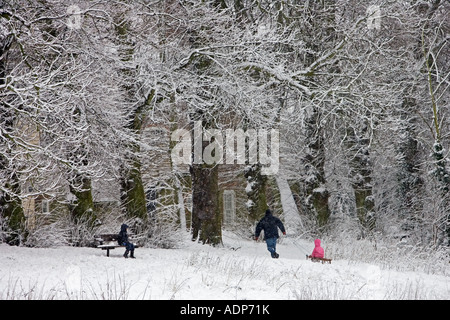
306;254;332;264
95;233;138;257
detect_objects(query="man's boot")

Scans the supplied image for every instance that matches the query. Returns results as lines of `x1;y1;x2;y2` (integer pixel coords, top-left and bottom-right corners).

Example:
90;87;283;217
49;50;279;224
130;250;135;259
123;250;129;258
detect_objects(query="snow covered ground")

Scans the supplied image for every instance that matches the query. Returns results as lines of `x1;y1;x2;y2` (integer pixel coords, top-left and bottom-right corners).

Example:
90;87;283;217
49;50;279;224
0;232;448;300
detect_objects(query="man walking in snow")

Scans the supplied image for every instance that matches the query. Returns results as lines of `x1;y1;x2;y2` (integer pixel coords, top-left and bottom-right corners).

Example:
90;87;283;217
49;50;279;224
254;209;286;258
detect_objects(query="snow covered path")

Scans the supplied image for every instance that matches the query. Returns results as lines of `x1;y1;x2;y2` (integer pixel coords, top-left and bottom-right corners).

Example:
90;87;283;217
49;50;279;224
0;234;448;300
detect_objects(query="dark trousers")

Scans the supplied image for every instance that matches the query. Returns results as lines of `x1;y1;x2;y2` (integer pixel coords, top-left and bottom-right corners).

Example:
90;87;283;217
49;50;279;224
122;242;135;258
123;242;134;251
265;237;277;258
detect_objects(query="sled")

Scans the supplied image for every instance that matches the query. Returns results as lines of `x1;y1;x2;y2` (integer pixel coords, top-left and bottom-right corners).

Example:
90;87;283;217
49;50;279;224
306;254;332;264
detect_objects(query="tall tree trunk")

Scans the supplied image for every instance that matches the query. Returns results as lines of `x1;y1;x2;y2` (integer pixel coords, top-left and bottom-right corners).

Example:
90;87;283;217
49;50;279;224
115;9;147;221
0;172;25;245
302;106;329;228
0;32;26;245
431;141;450;245
67;106;96;227
396;97;424;233
245;164;268;222
421;0;450;245
191;164;221;245
120;160;147;220
190;120;221;245
294;0;334;230
346;121;375;232
69;173;95;226
189;119;222;245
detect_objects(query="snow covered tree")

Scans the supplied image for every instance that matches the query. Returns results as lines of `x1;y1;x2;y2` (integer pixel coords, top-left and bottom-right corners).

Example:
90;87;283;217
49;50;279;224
1;0;448;249
112;4;148;221
0;12;26;244
395;97;424;233
0;0;140;244
418;0;449;244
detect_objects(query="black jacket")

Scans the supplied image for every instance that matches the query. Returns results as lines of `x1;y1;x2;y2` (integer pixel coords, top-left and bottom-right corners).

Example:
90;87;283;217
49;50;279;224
118;224;129;245
255;211;286;240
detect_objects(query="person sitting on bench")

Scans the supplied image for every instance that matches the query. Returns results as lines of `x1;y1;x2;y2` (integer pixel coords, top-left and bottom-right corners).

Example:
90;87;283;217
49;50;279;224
118;224;136;259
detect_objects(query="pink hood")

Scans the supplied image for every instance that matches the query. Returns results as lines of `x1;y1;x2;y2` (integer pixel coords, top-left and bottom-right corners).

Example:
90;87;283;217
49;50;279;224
311;239;324;258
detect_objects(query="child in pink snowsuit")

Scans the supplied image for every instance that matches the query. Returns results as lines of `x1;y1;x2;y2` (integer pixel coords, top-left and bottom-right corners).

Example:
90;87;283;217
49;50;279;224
311;239;324;258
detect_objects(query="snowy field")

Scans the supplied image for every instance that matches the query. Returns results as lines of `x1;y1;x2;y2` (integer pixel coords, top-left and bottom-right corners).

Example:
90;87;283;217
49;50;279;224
0;232;448;300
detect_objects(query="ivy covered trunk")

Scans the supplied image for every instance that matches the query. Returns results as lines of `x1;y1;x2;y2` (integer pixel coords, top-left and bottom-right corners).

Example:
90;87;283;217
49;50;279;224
302;106;329;228
69;174;96;226
293;0;335;229
421;23;450;245
191;164;221;245
118;84;148;221
431;141;450;245
120;163;147;220
190;120;222;246
396;98;424;233
0;35;26;245
67;105;96;227
245;164;268;222
0;176;25;245
346;122;375;232
115;10;147;221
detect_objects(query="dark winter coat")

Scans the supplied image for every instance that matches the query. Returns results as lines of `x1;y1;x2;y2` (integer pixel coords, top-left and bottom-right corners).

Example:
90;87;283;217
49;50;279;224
118;224;129;245
255;210;286;240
